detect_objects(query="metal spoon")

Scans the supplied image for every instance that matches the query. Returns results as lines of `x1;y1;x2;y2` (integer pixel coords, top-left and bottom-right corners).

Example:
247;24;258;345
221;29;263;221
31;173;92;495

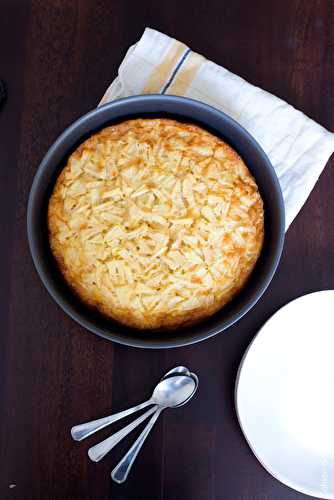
162;366;190;380
71;367;189;442
88;375;196;463
111;372;198;483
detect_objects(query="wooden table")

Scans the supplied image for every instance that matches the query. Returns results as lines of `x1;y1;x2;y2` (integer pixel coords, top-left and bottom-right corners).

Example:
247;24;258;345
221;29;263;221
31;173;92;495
1;1;333;499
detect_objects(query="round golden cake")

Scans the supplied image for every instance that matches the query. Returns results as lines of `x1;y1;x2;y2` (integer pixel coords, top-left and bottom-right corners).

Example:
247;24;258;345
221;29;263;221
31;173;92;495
48;118;264;330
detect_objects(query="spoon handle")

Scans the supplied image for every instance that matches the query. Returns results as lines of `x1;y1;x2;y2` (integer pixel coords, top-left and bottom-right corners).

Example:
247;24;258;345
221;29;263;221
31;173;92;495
111;407;163;483
88;406;158;462
71;399;152;441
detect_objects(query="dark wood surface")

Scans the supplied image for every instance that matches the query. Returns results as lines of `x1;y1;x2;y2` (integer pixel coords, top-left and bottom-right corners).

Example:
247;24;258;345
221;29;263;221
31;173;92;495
1;1;334;499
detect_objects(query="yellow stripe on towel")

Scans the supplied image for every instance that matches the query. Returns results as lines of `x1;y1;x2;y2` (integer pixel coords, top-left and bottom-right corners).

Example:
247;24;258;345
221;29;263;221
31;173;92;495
143;40;188;93
166;52;205;95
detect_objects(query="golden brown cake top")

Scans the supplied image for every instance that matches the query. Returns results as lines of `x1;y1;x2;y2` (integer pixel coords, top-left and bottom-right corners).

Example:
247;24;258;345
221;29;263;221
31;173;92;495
48;118;264;329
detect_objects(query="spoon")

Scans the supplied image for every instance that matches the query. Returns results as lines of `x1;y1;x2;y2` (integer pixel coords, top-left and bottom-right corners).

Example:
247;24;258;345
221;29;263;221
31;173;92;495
111;372;198;483
162;366;190;380
71;367;189;442
88;375;196;463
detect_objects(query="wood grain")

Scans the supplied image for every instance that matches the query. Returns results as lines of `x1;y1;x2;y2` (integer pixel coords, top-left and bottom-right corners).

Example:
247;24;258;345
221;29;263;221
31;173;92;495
0;1;333;499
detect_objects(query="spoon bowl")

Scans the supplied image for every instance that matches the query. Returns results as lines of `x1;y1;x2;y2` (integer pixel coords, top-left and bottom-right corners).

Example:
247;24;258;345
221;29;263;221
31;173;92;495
175;372;198;407
162;366;190;380
152;375;196;408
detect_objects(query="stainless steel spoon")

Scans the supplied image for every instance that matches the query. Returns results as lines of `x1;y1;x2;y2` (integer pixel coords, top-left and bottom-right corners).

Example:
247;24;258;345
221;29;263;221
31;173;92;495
162;366;190;380
88;375;196;463
111;372;199;483
71;367;189;442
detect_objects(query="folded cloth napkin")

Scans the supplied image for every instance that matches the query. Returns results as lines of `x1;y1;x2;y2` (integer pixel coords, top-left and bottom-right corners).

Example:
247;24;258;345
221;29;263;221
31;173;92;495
100;28;334;230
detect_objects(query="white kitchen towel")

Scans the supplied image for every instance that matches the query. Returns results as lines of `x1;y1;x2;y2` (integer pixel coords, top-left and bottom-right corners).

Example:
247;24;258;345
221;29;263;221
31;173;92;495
100;28;334;230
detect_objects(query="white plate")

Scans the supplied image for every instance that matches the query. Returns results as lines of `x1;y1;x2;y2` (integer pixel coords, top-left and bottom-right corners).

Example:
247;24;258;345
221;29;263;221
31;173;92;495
235;291;334;499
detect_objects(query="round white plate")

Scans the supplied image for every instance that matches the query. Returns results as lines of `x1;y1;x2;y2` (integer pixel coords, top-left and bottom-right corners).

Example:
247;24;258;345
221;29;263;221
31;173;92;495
236;291;334;499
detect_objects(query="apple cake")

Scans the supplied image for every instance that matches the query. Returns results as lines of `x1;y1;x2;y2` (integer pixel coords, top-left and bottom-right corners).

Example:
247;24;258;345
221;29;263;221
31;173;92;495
48;118;264;329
